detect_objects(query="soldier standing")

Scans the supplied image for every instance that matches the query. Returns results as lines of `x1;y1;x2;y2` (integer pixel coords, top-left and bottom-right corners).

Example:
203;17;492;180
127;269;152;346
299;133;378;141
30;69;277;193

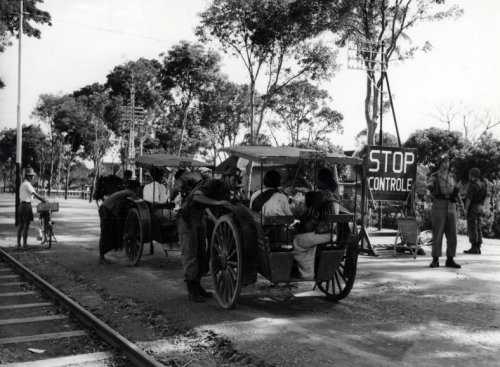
428;155;461;268
464;167;487;254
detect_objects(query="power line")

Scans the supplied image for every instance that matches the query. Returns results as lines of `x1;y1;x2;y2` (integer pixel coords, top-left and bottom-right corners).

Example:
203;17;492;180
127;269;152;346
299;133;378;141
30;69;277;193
1;14;172;43
56;19;172;43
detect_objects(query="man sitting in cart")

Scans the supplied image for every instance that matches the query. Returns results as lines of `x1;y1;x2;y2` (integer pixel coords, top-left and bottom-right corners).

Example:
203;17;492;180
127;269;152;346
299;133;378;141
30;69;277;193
250;170;293;217
222;166;245;203
175;171;232;302
293;168;340;278
143;167;169;205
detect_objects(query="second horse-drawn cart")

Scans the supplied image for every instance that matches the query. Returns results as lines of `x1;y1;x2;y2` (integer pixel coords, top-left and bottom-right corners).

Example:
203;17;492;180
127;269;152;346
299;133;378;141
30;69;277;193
121;153;213;266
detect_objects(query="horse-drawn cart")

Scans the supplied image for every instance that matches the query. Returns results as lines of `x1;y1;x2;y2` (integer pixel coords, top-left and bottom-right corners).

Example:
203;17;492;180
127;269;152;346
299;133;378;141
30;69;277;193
121;154;213;266
208;146;365;309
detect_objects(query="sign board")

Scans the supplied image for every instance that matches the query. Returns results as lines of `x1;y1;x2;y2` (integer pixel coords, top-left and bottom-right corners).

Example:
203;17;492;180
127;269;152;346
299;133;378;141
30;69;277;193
366;146;417;201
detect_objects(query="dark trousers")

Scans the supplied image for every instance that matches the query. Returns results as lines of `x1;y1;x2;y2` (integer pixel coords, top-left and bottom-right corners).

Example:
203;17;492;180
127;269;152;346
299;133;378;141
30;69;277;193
467;210;483;248
178;217;208;281
431;199;457;258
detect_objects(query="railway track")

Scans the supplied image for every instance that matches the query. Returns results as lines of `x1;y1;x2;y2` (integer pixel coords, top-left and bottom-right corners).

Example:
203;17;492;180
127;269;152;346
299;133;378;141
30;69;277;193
0;248;165;367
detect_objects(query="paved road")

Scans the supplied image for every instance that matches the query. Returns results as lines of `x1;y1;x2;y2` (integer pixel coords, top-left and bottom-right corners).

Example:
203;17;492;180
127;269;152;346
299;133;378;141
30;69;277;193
0;193;499;366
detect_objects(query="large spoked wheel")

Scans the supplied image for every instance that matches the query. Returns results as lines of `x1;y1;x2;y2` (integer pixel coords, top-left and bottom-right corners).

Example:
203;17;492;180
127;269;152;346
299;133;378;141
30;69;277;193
123;209;144;266
210;215;242;309
316;237;358;301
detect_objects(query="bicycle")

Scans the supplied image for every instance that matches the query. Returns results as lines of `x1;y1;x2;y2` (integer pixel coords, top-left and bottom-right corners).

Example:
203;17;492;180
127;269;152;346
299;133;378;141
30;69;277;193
37;202;59;249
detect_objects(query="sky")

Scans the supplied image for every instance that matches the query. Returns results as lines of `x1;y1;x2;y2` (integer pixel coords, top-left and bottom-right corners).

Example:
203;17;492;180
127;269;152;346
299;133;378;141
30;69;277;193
0;0;499;150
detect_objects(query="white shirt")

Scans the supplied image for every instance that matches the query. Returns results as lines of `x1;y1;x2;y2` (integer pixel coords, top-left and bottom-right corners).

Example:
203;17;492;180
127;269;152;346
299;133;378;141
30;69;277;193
250;189;293;217
143;181;168;203
20;180;36;202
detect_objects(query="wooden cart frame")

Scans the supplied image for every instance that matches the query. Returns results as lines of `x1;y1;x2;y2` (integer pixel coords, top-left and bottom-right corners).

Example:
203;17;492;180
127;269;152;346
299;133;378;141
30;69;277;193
208;146;365;309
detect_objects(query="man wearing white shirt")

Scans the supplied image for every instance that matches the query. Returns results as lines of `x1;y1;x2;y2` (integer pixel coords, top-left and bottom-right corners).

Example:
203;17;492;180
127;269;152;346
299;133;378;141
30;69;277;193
250;170;292;217
143;168;168;204
17;167;46;248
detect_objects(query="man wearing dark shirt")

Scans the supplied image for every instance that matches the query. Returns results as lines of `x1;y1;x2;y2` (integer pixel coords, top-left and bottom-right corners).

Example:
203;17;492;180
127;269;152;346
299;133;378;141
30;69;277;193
175;173;231;302
98;189;137;263
464;168;487;254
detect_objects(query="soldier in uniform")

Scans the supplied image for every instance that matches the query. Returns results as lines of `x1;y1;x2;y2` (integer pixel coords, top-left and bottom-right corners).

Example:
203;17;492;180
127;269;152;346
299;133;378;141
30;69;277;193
428;155;461;268
464;167;487;254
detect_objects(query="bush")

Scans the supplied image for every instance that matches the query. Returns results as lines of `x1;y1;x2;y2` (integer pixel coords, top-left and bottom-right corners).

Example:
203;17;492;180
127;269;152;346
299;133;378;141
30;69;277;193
457;219;467;235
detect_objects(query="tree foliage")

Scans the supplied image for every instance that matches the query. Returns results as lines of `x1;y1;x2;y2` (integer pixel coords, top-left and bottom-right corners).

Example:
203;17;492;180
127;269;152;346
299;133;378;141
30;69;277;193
158;41;221;155
268;80;343;147
199;78;249;164
0;0;52;87
454;134;500;182
404;127;465;166
197;0;342;143
0;125;47;170
335;0;463;144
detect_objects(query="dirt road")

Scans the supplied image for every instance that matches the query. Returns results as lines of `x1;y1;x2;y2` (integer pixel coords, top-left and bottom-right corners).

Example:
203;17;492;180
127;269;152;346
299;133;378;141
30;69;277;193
0;194;499;366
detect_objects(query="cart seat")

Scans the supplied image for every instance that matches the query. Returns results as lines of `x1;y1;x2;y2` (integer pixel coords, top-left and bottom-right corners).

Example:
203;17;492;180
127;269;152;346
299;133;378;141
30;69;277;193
261;215;295;251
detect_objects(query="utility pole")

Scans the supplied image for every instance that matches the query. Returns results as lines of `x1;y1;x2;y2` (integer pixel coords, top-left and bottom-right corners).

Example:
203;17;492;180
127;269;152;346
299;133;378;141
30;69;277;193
15;0;23;225
128;75;136;179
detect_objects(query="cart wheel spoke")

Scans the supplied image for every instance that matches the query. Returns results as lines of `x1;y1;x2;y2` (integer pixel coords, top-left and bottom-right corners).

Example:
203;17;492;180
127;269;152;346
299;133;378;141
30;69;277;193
227;249;236;260
210;216;242;309
227;265;237;282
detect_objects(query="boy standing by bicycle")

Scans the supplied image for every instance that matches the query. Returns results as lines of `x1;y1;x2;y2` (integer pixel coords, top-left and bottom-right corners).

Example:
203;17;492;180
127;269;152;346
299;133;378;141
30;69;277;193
17;167;46;249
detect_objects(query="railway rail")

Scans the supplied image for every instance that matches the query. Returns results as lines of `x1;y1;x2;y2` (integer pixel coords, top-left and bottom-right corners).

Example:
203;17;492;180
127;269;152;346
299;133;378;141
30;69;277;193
0;247;165;367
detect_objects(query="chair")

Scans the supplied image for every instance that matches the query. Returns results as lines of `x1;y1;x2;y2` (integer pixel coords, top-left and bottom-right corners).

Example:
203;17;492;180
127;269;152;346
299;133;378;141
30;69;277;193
394;217;420;259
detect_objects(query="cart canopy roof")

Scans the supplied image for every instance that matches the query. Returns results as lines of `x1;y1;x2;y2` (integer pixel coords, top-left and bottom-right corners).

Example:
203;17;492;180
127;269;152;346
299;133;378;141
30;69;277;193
136;154;212;169
223;146;362;166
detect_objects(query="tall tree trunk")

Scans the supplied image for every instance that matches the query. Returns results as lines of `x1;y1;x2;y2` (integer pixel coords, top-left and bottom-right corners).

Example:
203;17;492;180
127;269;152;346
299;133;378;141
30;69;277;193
90;160;99;203
365;73;375;145
248;78;256;145
48;144;54;197
177;97;192;156
64;158;72;200
371;82;380;144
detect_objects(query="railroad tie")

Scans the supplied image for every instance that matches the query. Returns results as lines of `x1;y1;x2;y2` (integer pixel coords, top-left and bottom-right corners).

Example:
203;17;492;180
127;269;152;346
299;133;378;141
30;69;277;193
0;302;52;310
0;282;26;286
0;351;113;367
0;275;19;280
0;330;87;345
0;291;37;297
0;314;67;325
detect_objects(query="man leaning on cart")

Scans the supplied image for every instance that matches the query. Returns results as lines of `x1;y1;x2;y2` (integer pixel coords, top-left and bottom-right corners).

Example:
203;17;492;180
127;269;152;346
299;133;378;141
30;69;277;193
174;172;232;302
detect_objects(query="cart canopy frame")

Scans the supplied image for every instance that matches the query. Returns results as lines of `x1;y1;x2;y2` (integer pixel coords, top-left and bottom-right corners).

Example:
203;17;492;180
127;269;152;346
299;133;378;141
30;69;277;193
135;153;213;169
223;146;363;166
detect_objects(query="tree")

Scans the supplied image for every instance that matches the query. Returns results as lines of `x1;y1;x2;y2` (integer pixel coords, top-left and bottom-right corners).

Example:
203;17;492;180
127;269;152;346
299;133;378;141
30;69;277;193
51;96;93;198
32;94;70;193
356;128;398;147
199;78;249;164
105;58;163;135
197;0;341;144
431;102;500;142
404;127;465;166
0;125;48;187
454;134;500;182
158;41;221;155
0;0;51;87
268;80;343;147
73;83;113;199
335;0;462;144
